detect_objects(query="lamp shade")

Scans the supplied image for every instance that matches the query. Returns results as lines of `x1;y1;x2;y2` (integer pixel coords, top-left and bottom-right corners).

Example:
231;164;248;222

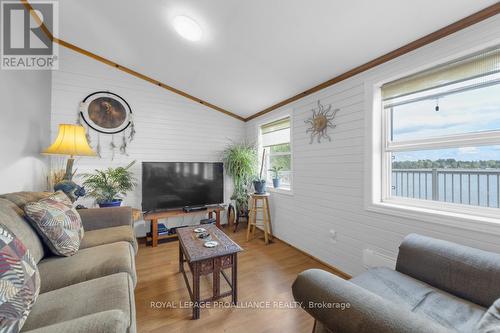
43;124;97;157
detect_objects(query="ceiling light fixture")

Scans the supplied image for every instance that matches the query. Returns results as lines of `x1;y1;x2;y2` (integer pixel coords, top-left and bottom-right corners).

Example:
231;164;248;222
172;15;202;42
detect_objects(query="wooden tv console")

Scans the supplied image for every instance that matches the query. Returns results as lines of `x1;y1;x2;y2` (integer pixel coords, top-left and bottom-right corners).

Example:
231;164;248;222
144;206;225;247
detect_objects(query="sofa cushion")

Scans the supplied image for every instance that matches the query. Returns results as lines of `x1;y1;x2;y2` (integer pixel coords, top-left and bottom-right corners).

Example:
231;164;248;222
351;267;485;332
0;224;40;332
396;233;500;308
37;241;136;293
81;225;138;254
0;192;52;210
24;192;84;257
21;310;130;333
44;191;72;205
313;321;334;333
476;298;500;332
21;273;136;333
0;199;45;263
77;207;133;231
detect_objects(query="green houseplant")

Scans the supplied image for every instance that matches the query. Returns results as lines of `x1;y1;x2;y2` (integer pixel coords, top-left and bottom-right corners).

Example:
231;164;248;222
253;150;267;194
222;142;257;214
269;166;283;188
81;161;137;207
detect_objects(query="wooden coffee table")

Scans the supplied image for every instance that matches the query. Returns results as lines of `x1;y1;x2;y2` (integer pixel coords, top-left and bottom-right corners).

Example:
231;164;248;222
177;225;243;319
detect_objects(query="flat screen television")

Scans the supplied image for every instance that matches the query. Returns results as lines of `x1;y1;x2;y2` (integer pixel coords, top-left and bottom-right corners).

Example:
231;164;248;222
142;162;224;212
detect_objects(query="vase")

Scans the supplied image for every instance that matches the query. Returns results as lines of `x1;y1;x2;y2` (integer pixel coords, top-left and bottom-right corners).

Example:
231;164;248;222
253;180;266;194
98;199;122;208
272;178;281;188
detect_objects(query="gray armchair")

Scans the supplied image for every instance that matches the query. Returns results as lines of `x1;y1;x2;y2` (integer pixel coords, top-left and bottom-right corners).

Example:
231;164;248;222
292;234;500;333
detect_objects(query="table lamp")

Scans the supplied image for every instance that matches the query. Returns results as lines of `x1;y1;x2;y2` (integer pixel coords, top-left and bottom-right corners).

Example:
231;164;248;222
43;124;97;202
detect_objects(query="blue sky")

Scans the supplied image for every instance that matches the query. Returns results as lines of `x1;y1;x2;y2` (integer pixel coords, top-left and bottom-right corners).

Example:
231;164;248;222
391;83;500;162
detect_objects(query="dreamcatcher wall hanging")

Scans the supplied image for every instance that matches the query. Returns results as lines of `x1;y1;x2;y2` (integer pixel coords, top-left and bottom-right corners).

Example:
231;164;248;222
77;91;136;159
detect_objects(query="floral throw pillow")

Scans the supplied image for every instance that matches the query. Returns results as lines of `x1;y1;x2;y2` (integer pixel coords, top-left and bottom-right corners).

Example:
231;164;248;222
24;192;84;257
0;224;40;332
47;191;72;205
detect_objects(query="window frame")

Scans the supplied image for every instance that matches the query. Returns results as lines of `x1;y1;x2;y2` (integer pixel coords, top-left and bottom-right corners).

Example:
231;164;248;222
258;114;294;194
381;109;500;220
365;43;500;235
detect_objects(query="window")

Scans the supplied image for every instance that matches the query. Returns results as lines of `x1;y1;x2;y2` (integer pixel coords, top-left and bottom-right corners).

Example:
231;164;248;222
260;117;292;190
381;46;500;215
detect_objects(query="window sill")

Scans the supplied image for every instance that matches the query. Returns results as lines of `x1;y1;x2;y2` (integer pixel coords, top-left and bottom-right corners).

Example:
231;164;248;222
366;198;500;236
266;187;294;196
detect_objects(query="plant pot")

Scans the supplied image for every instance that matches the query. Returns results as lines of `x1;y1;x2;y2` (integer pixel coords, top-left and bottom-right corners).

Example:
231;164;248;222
253;180;266;194
272;178;281;188
98;199;122;208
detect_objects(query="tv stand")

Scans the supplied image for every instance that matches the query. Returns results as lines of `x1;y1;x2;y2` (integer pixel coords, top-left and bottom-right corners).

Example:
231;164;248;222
144;205;226;247
183;206;207;213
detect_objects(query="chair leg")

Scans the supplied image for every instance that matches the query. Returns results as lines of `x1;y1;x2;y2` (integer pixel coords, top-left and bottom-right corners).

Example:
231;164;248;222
233;213;239;233
246;198;254;241
262;203;269;245
264;197;273;240
246;210;252;241
251;205;257;238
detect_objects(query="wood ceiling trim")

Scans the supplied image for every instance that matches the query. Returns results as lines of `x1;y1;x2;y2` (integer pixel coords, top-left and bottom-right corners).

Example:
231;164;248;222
245;3;500;122
21;0;245;122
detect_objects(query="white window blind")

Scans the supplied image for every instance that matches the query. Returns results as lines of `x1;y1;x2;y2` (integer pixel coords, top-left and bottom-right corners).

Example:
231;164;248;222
382;46;500;101
261;118;291;147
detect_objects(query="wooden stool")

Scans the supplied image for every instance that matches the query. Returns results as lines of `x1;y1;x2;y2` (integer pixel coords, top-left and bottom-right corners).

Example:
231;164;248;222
246;193;273;244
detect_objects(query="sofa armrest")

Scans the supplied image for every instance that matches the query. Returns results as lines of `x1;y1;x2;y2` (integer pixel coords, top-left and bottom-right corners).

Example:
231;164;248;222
77;207;133;231
292;269;451;333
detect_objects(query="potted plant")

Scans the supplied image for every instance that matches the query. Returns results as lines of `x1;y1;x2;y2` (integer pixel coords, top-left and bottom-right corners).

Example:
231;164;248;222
253;150;267;194
222;142;257;216
81;161;137;207
269;166;283;188
253;178;266;194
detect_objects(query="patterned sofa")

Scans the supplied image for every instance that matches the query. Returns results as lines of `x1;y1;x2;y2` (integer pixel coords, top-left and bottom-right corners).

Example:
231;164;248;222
0;191;138;333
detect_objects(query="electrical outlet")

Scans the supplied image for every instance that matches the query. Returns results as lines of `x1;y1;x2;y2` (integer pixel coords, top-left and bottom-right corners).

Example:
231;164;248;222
329;229;337;243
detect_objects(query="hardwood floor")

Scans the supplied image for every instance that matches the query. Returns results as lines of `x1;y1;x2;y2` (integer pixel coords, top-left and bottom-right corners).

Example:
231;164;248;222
135;225;344;333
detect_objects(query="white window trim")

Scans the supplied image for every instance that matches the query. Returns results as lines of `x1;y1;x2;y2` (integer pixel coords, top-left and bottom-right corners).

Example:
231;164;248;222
387;131;500;152
267;186;294;196
365;41;500;237
257;113;294;195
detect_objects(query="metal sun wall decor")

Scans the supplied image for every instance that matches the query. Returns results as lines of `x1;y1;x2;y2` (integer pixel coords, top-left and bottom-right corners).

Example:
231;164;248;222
305;100;339;144
77;91;136;159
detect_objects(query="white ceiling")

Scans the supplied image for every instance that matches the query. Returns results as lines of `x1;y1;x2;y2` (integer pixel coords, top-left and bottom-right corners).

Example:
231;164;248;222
58;0;498;118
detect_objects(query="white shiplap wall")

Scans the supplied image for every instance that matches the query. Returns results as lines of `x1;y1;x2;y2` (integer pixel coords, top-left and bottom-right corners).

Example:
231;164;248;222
51;48;245;235
245;15;500;276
